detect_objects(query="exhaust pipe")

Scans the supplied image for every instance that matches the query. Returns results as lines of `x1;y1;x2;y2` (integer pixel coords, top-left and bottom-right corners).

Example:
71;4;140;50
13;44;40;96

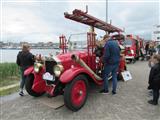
71;54;102;81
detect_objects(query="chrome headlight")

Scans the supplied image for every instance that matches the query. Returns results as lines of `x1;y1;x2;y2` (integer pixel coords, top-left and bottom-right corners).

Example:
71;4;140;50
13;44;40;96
34;63;43;73
53;64;64;77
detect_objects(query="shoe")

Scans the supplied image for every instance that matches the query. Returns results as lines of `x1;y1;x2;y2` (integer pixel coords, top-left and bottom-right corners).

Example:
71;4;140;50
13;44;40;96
19;91;24;96
148;100;158;105
99;89;109;94
112;91;116;95
147;85;152;90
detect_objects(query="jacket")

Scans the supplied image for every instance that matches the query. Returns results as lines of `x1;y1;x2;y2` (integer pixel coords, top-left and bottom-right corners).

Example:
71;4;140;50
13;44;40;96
103;39;120;65
16;51;35;70
149;63;160;89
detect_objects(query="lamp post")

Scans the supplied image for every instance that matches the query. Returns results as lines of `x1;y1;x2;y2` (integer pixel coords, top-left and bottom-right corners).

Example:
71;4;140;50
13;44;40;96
105;0;108;34
106;0;108;23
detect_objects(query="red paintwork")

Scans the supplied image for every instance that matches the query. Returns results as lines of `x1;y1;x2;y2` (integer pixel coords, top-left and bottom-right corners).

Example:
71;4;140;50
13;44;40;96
71;80;87;107
25;9;126;101
59;35;67;54
24;66;34;76
24;66;54;95
59;66;103;85
87;32;97;71
31;67;46;93
56;51;88;71
24;50;104;96
125;36;138;59
64;9;123;33
119;56;126;72
125;45;136;58
57;41;103;86
45;85;55;96
125;35;145;59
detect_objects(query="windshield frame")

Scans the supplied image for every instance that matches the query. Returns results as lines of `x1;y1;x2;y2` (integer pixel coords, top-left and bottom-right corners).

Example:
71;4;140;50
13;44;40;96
67;33;88;51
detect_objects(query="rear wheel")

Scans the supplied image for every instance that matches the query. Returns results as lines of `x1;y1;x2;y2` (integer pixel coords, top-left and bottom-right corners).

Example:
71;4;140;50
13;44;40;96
64;75;88;112
128;59;135;64
132;58;136;63
117;73;123;80
25;74;45;97
135;56;139;60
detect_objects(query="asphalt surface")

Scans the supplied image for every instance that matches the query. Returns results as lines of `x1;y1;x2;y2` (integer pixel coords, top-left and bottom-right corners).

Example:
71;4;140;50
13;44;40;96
1;61;160;120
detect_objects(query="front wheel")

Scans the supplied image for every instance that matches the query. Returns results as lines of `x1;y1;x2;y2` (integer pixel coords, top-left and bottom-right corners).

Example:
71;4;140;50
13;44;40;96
25;74;45;97
64;75;89;112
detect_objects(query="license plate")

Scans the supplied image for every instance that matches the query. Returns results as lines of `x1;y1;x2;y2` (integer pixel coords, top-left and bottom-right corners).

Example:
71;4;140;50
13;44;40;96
43;72;55;81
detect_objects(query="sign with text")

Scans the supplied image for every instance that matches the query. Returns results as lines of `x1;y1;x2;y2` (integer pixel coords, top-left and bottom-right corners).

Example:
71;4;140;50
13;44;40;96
121;71;132;81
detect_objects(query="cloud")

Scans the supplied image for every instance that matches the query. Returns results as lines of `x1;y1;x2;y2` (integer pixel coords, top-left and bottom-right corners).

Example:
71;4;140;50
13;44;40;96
108;1;159;39
2;1;92;42
1;0;159;43
2;4;55;42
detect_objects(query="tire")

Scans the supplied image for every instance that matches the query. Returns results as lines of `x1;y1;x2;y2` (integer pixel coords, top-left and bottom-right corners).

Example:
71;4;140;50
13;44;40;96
135;57;139;60
124;65;127;70
117;73;123;81
141;57;144;61
128;59;132;64
64;75;89;112
118;65;127;81
132;58;136;63
25;74;44;97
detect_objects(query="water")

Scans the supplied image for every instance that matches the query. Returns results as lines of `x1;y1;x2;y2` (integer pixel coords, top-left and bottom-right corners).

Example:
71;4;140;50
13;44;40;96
0;49;59;63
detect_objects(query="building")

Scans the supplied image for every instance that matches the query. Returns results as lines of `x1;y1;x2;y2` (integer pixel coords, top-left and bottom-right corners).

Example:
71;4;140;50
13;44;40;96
152;25;160;42
0;41;4;48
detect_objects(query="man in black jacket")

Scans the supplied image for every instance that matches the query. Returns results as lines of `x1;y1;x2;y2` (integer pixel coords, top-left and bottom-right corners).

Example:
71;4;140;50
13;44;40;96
16;44;35;96
148;54;160;105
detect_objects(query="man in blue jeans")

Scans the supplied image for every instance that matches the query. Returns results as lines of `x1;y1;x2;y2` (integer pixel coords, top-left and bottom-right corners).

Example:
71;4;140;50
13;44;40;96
100;35;120;95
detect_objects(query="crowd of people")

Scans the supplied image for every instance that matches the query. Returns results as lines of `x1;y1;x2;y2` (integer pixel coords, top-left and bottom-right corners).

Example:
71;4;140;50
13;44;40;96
145;41;160;57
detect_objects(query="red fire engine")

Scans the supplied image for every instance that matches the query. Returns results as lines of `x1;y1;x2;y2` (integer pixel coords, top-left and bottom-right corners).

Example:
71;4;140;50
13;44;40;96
24;9;126;111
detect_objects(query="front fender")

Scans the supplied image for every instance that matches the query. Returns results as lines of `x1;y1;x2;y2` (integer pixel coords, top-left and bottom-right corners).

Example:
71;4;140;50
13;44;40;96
59;67;90;83
24;66;46;93
59;67;103;85
24;66;34;76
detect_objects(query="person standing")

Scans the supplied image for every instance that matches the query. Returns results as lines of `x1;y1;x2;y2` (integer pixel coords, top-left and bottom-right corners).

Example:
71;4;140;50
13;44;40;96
100;35;121;94
156;44;160;54
148;43;156;56
16;44;35;96
145;42;149;55
148;54;160;105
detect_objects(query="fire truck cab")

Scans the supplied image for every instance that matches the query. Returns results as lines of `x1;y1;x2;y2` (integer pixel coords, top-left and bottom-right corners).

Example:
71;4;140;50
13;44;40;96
124;34;144;63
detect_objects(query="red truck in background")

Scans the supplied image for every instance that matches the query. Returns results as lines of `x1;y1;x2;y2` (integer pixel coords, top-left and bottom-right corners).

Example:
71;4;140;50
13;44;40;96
124;34;145;63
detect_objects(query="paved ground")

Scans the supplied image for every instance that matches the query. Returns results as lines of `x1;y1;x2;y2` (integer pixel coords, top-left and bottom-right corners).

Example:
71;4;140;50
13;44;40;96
1;61;160;120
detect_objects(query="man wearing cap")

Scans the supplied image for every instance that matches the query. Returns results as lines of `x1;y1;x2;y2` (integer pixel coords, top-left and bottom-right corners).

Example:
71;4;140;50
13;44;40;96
16;44;35;96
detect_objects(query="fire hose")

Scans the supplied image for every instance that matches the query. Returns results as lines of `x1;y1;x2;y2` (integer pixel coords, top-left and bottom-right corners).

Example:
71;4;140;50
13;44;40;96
71;54;103;81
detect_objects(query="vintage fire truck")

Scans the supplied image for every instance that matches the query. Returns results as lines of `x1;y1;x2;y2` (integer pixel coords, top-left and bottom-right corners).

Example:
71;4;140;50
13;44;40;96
24;9;125;111
124;34;145;63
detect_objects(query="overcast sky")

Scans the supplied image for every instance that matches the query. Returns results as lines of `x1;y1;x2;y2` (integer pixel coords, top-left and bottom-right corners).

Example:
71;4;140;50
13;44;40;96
1;0;160;43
